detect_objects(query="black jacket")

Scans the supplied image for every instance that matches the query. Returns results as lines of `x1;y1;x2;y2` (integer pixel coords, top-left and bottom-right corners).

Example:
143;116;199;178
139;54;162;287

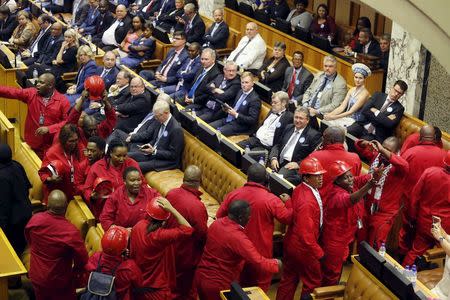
204;21;229;49
0;14;18;41
115;90;154;133
353;39;382;57
191;64;221;107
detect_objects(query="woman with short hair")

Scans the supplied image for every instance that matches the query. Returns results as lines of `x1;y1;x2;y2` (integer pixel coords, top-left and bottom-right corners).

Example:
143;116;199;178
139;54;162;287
9;10;36;52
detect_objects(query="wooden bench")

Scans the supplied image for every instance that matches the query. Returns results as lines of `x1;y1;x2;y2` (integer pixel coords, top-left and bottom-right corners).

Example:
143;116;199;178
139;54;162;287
65;196;96;240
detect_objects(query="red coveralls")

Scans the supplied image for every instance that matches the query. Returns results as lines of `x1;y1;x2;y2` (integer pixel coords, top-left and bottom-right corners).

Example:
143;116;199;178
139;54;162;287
354;140;409;248
0;86;70;158
25;211;88;300
403;166;450;266
100;184;160;231
86;252;143;300
216;182;292;291
276;183;324;300
130;219;193;300
39;142;87;204
308;143;362;192
165;185;208;300
320;174;371;286
399;142;446;253
195;217;279;300
83;157;143;218
400;133;443;155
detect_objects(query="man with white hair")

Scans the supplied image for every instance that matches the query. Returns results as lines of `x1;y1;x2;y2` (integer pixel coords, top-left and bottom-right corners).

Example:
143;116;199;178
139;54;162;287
128;100;184;172
179;3;205;44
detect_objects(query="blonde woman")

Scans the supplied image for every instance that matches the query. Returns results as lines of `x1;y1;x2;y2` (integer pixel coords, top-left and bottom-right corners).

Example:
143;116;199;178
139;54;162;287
51;28;79;77
65;44;98;105
9;10;36;52
323;63;371;128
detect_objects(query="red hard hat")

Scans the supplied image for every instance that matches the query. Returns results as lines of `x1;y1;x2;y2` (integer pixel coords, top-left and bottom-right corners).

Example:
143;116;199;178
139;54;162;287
93;177;114;199
329;160;352;180
46;160;65;177
101;226;129;256
84;75;105;100
299;157;326;175
146;197;170;221
445;150;450;167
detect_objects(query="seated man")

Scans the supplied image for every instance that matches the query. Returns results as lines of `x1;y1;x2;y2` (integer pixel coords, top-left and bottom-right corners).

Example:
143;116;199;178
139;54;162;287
347;79;408;142
209;72;261;137
302;55;347;120
281;51;313;109
91;0;115;45
0;6;17;42
345;27;382;58
108;70;132;106
44;0;71;13
99;5;132;51
21;14;52;66
97;51;120;90
179;3;205;44
269;106;322;185
128;100;184;173
227;22;266;73
139;31;189;86
77;0;101;36
196;60;241;123
203;8;229;49
238;91;293;151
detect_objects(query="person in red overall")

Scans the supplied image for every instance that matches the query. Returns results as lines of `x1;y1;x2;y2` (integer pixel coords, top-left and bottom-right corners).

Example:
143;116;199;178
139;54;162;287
86;226;143;300
195;200;281;300
276;157;326;300
74;136;106;194
130;196;193;300
100;166;160;231
165;165;208;300
402;151;450;266
354;137;409;249
39;124;88;204
83;139;143;218
399;126;446;254
308;126;362;192
216;163;292;291
400;125;443;154
321;160;383;286
0;73;70;158
25;190;88;300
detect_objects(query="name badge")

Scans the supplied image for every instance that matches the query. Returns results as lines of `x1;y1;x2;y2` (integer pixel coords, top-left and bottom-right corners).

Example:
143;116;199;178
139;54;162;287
387;107;393;113
270;68;275;73
320;24;325;29
119;22;124;26
276;122;281;128
39;114;45;125
357;218;363;229
163;130;168;137
317;91;323;99
242;100;247;106
295;80;300;85
299;137;305;143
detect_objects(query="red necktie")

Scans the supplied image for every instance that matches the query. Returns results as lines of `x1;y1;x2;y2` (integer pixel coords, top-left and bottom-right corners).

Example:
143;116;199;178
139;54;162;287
287;70;297;98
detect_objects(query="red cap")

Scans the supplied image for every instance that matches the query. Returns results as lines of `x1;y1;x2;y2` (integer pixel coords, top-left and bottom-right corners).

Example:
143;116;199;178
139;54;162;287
299;157;326;175
329;160;352;180
101;226;129;256
46;160;65;177
84;75;105;101
445;150;450;167
146;198;170;221
93;177;114;199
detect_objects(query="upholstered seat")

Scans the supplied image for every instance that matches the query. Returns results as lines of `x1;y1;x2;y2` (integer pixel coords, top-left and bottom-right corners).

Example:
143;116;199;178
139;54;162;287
418;268;444;290
85;225;104;257
65;197;96;240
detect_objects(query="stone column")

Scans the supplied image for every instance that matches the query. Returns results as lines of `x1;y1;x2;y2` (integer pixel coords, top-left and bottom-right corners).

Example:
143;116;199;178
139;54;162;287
198;0;221;18
386;22;427;116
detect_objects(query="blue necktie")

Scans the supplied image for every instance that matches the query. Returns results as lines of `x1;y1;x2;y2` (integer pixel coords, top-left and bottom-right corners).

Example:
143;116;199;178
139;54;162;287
188;69;207;98
226;92;247;122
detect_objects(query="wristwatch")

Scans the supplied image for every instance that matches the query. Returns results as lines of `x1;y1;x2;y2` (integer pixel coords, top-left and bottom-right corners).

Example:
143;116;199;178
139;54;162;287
439;236;445;242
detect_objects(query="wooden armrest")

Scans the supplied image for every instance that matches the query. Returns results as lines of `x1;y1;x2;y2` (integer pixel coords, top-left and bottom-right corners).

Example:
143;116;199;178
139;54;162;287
312;285;345;299
216;48;233;57
140;59;162;69
61;72;78;81
423;247;446;261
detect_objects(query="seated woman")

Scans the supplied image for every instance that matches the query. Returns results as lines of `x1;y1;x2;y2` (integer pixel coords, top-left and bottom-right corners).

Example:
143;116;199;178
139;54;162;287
100;166;160;231
83;139;143;218
8;10;36;53
113;15;145;59
120;22;156;69
65;45;98;106
157;0;185;31
309;4;336;42
265;0;290;21
286;0;313;32
323;63;371;128
48;28;79;78
431;219;450;300
257;42;290;92
347;16;371;50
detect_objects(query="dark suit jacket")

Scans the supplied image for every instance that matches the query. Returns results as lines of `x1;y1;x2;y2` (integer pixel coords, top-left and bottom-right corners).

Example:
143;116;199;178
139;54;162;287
203;74;241;120
158;7;183;31
258;56;290;92
358;92;405;142
204;21;229;49
75;60;99;94
114;15;133;45
92;11;115;41
0;14;18;41
282;66;314;103
36;34;64;65
270;124;322;163
129;115;158;143
115;90;154;133
184;14;205;44
110;86;130;106
157;47;189;85
30;28;51;58
253;109;293;147
175;55;201;90
191;64;221;107
353;39;382;57
266;1;290;20
97;66;120;90
74;4;90;27
223;89;261;135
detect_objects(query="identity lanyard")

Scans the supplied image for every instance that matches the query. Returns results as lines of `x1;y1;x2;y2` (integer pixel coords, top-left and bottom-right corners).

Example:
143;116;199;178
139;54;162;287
39;92;54;125
64;151;75;183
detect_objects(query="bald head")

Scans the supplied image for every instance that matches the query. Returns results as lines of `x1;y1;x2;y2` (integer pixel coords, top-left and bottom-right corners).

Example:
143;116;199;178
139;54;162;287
382;136;400;153
183;165;202;188
36;73;55;97
130;77;145;95
323;126;345;146
419;125;435;143
47;190;68;215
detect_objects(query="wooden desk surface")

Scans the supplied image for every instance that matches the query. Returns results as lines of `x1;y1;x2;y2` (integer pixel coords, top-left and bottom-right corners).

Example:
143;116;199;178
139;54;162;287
220;286;270;300
0;228;27;277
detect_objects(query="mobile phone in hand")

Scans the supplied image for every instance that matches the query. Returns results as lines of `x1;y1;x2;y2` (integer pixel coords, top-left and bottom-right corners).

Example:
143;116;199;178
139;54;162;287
432;215;441;225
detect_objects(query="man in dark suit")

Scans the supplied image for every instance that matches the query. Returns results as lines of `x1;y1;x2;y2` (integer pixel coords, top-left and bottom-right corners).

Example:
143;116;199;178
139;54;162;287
128;100;184;172
196;60;241;123
209;71;261;136
351;27;382;57
270;106;322;185
91;0;115;45
139;31;189;86
282;51;313;109
97;51;120;90
99;5;132;51
108;70;132;106
152;0;176;21
0;6;17;42
239;91;293;151
347;80;408;142
203;8;229;49
183;47;221;108
22;14;52;66
179;3;205;44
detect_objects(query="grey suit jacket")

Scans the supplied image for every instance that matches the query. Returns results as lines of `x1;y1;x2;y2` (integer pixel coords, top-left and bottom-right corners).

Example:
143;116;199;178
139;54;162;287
302;71;347;113
282;66;314;103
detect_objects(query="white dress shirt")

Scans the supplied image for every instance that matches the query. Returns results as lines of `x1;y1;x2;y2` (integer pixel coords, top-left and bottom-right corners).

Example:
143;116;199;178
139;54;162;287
228;33;266;70
102;20;121;46
255;111;283;147
280;127;305;162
